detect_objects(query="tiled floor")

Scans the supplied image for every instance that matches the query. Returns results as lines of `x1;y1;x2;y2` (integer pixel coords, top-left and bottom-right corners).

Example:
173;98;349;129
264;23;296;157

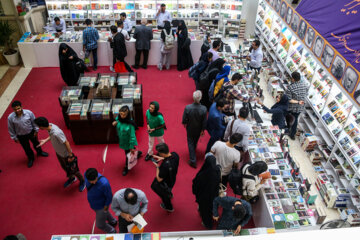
0;66;31;118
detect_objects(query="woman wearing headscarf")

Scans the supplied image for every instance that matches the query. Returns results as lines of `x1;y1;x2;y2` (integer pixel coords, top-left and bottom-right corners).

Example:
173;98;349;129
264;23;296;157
192;153;221;229
213;65;231;98
145;101;166;161
200;34;211;60
242;161;268;203
191;52;213;88
59;43;83;86
257;94;289;129
158;21;174;71
112;106;142;176
198;58;226;109
177;20;194;71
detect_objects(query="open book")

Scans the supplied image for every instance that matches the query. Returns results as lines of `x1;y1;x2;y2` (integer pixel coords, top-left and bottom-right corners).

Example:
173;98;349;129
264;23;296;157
127;214;148;232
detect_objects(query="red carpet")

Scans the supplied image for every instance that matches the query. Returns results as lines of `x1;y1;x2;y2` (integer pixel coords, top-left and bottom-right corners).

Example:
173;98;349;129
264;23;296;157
0;66;254;239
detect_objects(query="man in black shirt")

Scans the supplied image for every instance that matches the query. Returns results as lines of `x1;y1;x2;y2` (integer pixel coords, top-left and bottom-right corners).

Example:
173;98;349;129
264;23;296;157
151;143;179;212
108;25;132;72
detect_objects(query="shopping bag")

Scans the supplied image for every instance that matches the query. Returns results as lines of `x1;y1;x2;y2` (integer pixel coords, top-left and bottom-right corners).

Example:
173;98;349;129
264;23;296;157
84;50;91;67
127;151;138;170
114;61;127;73
127;223;144;233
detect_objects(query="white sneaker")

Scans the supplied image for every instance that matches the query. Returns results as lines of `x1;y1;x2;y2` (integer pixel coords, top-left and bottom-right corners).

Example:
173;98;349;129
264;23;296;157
110;66;115;72
157;64;162;71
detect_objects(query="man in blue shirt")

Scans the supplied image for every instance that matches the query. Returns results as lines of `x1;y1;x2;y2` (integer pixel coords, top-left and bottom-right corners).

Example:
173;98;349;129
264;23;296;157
85;168;117;233
83;19;99;71
206;99;228;153
213;196;252;234
7;101;48;168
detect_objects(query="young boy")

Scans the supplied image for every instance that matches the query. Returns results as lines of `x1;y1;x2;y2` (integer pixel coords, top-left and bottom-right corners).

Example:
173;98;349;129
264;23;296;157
34;117;85;191
83;19;99;71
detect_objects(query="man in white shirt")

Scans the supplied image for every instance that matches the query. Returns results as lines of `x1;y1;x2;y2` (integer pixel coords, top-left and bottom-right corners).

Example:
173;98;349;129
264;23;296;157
211;133;242;185
117;20;130;40
156;4;172;29
52;17;66;36
120;12;133;34
246;40;263;74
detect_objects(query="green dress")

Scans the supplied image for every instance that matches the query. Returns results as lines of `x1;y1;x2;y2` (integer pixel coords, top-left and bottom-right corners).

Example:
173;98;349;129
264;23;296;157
146;109;165;137
115;116;138;150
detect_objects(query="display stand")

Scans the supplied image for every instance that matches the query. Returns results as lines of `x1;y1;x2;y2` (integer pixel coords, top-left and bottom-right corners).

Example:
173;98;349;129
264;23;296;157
59;73;141;145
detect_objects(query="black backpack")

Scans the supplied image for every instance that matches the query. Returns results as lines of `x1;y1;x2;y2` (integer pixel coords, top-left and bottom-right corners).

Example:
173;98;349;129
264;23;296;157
228;164;255;195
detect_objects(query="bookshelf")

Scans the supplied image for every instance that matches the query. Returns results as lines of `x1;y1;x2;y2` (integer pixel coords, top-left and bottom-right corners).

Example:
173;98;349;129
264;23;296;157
256;0;360;218
45;0;246;38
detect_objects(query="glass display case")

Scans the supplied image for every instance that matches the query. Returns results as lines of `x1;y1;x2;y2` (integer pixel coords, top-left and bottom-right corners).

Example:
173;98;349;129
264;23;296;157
78;73;98;88
111;98;134;119
89;99;111;120
117;72;137;85
59;86;83;106
122;84;142;103
67;99;91;120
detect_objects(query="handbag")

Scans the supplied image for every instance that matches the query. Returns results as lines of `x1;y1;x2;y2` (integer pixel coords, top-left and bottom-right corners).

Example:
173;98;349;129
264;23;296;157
75;58;87;73
151;178;172;198
219;182;227;197
182;38;191;50
114;61;127;73
127;151;138;170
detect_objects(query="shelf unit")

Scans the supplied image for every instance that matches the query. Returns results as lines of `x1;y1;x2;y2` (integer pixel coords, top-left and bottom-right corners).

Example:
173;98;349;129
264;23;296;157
45;0;245;38
256;0;360;214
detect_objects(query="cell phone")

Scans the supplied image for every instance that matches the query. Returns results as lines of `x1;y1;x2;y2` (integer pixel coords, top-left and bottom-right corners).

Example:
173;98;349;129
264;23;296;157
151;158;158;163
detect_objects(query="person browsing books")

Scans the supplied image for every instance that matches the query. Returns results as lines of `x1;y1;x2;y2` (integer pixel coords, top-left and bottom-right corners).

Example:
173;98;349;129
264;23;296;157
82;19;99;71
257;94;289;130
246;40;263;74
111;188;148;233
242;161;268;203
120;12;133;34
285;71;307;140
213;196;252;234
52;17;66;36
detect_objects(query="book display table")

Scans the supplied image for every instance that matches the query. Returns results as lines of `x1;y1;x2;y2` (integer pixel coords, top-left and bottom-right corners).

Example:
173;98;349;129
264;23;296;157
58;73;142;145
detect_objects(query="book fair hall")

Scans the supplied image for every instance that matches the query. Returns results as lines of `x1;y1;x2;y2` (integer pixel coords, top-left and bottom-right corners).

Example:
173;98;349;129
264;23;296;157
1;0;360;239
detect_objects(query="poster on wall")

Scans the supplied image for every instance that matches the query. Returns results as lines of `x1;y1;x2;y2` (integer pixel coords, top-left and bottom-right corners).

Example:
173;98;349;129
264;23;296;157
321;45;335;68
354;84;360;104
291;13;300;32
331;55;346;80
342;67;359;93
286;7;293;24
313;36;324;58
305;27;315;48
280;1;287;18
275;0;281;12
297;20;307;40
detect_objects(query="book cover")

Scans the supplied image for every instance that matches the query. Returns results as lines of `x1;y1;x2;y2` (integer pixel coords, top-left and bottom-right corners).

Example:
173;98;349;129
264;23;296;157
285;213;300;221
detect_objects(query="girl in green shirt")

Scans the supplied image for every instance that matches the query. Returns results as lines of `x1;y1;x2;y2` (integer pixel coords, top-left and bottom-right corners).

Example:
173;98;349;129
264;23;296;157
112;106;141;176
145;101;166;161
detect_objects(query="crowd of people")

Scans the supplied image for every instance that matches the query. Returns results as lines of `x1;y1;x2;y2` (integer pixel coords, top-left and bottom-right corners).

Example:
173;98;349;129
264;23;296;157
7;8;311;235
58;4;195;86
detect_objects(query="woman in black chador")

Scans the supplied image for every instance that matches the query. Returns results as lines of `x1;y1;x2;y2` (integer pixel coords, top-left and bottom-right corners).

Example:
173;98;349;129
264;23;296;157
192;153;221;229
177;20;194;71
59;43;83;86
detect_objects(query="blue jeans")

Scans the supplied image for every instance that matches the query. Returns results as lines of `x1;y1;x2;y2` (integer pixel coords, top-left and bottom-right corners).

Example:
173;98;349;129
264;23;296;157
289;112;300;138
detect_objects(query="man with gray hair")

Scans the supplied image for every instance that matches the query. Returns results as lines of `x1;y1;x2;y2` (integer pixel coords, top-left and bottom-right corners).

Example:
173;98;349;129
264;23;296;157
182;90;207;168
133;18;153;69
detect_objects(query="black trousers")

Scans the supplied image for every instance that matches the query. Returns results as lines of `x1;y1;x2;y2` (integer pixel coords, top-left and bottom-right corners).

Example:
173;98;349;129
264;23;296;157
151;179;173;210
135;49;149;67
118;215;132;233
17;130;42;161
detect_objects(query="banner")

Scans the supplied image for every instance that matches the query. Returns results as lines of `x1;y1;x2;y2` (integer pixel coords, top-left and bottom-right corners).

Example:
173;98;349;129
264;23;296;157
296;0;360;71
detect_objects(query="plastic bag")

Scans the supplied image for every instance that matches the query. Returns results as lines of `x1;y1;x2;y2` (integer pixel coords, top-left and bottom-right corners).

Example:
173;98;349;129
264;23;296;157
114;61;127;73
127;151;138;170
